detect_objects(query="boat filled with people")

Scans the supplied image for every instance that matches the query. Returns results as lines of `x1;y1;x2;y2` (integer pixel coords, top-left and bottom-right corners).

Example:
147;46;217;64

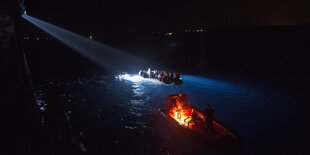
139;68;183;85
159;93;241;148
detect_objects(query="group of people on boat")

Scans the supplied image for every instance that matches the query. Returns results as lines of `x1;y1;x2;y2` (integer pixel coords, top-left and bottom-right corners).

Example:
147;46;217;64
139;68;182;84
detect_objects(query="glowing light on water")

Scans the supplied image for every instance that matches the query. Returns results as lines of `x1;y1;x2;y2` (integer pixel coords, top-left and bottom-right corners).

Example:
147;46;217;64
22;15;149;71
116;74;163;84
117;74;144;82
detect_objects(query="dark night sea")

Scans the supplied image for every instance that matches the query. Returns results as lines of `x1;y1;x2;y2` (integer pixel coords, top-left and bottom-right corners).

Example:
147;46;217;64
33;73;310;154
23;29;310;154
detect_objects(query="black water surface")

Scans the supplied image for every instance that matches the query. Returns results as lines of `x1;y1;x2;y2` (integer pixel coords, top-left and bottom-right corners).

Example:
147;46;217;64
34;73;310;154
23;27;310;154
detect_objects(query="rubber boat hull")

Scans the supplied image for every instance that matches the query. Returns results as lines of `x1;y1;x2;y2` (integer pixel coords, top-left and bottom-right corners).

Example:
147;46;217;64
159;107;241;148
141;76;183;85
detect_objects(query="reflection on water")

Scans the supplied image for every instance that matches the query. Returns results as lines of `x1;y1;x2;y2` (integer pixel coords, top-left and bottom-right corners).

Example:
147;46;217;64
34;73;310;154
116;73;164;85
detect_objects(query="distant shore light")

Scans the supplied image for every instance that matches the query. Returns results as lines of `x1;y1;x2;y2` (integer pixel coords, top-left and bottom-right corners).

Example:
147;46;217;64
165;32;173;36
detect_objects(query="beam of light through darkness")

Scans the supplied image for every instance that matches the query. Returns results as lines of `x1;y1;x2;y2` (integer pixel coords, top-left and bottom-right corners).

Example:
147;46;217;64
22;15;150;72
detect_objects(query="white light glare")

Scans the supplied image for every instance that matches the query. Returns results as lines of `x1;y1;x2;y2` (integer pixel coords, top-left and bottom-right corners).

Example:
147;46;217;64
117;74;144;82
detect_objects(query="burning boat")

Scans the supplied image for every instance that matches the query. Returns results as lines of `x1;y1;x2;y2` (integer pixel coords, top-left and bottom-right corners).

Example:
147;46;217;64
159;93;240;148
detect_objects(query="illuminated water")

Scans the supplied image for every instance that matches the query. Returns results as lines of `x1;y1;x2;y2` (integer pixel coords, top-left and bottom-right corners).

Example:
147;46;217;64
35;73;310;154
23;15;310;153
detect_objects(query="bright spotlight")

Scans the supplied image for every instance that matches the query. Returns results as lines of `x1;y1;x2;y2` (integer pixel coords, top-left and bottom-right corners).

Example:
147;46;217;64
22;15;150;72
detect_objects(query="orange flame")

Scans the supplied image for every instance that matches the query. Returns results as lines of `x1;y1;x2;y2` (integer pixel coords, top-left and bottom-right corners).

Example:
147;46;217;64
168;105;192;127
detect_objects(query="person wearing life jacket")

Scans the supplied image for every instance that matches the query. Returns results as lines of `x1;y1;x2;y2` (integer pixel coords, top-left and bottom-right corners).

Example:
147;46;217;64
157;73;161;80
177;92;189;105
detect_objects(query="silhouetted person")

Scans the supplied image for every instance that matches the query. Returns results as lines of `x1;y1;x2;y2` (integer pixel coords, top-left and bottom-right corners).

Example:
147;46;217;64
191;111;199;120
159;72;164;81
175;92;189;107
175;73;180;80
204;104;214;132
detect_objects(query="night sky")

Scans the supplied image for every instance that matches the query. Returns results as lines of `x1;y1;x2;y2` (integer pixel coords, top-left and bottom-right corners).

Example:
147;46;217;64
25;0;310;34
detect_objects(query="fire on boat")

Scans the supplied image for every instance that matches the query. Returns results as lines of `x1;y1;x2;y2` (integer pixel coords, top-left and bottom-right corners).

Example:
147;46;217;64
159;93;241;148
